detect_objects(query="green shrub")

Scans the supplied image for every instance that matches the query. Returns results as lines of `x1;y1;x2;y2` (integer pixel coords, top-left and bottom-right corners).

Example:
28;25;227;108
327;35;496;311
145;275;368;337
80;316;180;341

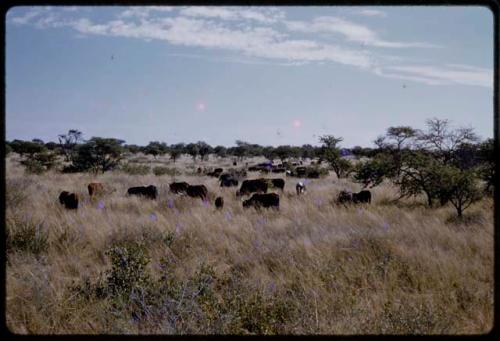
6;216;49;256
152;166;170;176
104;240;152;297
120;163;151;175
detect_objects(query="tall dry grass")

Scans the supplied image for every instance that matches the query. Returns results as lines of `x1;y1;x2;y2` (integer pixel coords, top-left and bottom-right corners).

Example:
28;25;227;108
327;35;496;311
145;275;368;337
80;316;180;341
5;154;494;334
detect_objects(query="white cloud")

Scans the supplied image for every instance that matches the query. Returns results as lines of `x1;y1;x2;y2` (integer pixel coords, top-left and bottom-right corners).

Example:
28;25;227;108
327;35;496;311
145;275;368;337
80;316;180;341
284;16;440;48
7;6;492;88
376;64;493;88
357;9;387;17
179;6;284;23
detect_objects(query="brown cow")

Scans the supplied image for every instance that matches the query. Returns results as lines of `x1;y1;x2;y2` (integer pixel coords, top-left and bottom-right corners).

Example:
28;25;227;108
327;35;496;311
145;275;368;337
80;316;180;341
88;182;104;199
186;185;208;200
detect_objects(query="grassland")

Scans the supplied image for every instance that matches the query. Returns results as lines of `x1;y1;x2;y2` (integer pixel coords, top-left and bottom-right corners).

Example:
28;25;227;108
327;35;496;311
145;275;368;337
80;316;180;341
5;153;494;334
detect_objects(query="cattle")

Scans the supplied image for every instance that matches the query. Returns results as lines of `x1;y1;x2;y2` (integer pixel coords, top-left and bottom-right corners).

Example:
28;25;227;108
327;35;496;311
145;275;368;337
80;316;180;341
296;182;306;195
59;191;79;209
233;161;237;166
352;190;371;204
197;167;202;174
219;173;233;182
295;167;307;177
220;177;239;187
127;185;158;200
88;182;104;199
243;193;280;210
169;182;190;194
267;178;285;191
337;190;372;205
285;170;292;176
271;167;286;173
236;179;268;196
186;185;208;200
337;190;353;205
215;197;224;209
207;168;223;177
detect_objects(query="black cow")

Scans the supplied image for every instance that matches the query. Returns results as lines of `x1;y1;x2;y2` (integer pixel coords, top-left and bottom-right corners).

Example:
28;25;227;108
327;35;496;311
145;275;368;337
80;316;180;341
186;185;208;200
267;178;285;191
243;193;280;210
59;191;79;209
352;190;371;204
271;167;286;173
169;182;190;194
220;177;239;187
128;185;158;199
337;190;353;205
237;179;268;196
215;197;224;209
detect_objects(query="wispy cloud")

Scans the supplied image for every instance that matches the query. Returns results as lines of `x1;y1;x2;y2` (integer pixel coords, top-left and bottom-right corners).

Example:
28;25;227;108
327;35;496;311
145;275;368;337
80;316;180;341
375;64;493;87
7;6;492;88
284;16;440;48
356;9;387;17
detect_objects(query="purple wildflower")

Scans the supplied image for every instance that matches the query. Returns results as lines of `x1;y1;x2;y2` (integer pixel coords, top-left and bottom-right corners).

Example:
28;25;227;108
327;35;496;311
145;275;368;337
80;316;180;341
167;199;174;209
202;199;209;207
175;223;182;234
224;211;232;221
256;217;267;227
97;201;105;210
150;213;157;222
314;198;323;207
383;222;390;232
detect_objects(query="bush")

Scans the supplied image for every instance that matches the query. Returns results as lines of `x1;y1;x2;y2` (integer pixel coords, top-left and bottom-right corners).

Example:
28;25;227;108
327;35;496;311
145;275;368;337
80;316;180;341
104;240;152;297
6;216;49;256
153;166;181;176
152;166;170;176
120;163;151;175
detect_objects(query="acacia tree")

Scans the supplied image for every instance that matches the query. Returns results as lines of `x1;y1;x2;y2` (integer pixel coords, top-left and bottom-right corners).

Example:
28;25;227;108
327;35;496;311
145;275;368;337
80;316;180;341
417;118;479;164
439;166;482;217
185;143;199;162
318;135;352;178
381;126;418;176
144;141;169;159
58;129;83;161
169;143;185;163
197;141;212;161
353;153;397;188
70;137;125;173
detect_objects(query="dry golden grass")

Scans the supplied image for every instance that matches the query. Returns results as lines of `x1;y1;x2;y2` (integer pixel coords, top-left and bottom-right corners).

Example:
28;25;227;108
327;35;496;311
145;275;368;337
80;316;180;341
5;154;494;334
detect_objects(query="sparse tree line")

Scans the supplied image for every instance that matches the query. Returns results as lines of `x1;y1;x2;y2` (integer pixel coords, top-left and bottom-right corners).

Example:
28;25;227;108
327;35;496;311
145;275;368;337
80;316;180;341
5;118;495;217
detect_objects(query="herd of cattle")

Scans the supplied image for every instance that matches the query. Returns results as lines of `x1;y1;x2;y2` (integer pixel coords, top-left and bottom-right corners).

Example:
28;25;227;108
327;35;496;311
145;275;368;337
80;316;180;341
58;169;372;211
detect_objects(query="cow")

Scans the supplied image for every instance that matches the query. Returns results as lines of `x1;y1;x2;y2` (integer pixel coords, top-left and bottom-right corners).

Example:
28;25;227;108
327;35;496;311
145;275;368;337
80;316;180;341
219;173;233;182
296;182;306;195
267;178;285;191
186;185;208;200
59;191;79;209
215;197;224;209
243;193;280;210
88;182;104;199
352;190;372;204
337;190;353;205
197;167;202;174
127;185;158;200
271;167;286;173
233;161;237;166
295;167;307;177
236;179;268;196
169;181;190;194
220;177;239;187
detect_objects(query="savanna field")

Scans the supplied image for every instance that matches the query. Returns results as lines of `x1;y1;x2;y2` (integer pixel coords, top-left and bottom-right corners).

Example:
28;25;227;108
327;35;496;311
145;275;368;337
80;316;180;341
5;153;494;334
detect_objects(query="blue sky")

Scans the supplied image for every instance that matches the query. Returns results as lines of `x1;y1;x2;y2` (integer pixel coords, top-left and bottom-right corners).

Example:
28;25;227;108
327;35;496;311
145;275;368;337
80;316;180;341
6;6;494;148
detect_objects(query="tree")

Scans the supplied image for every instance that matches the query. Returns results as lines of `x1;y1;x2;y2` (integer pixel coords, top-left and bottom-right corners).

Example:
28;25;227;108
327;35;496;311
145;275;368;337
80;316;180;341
214;145;227;158
384;126;418;176
477;138;495;194
5;142;12;156
10;139;45;157
185;143;199;162
439;166;482;217
70;137;125;173
58;129;84;161
274;145;293;163
32;138;45;145
169;143;185;163
232;140;250;161
144;141;169;159
124;144;142;154
197;141;212;161
318;135;352;178
301;144;315;160
353;154;397;188
396;151;446;207
417;118;479;163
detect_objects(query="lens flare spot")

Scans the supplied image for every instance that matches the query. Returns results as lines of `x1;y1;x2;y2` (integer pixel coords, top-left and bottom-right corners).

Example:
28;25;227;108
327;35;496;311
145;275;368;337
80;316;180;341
196;102;206;112
293;119;301;128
